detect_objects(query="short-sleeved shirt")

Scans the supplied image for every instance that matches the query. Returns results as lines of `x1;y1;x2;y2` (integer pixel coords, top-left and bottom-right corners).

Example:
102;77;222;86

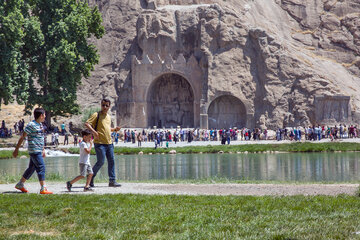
86;112;112;144
79;141;91;165
24;120;44;154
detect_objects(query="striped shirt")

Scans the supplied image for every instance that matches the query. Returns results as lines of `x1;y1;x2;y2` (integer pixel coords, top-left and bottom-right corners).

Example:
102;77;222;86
24;120;44;153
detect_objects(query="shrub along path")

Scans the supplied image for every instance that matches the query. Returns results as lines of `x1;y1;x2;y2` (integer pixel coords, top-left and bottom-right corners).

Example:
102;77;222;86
0;182;358;196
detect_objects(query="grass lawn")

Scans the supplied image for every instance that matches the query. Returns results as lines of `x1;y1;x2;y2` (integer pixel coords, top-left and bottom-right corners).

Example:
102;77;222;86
0;194;360;239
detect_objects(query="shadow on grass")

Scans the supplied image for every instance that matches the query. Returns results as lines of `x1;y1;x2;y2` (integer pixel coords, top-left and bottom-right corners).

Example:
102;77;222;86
2;191;26;194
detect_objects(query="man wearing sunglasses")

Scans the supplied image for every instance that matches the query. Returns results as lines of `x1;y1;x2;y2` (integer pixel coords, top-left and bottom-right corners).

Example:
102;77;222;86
85;98;121;187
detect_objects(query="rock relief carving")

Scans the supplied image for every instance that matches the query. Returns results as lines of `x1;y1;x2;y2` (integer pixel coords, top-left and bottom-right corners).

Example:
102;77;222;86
314;95;350;123
148;73;194;127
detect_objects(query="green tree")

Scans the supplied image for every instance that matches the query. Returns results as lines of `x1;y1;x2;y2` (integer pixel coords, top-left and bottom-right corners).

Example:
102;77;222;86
24;0;105;125
0;0;105;125
0;0;30;107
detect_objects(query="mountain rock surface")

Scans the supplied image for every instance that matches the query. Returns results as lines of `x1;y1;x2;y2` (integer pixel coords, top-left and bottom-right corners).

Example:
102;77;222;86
78;0;360;129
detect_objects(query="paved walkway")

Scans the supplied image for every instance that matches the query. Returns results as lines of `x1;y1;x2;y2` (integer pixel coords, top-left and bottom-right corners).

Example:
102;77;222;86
1;182;358;196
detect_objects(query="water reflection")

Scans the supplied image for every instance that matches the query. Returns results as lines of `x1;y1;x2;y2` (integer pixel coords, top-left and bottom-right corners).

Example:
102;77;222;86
0;152;359;182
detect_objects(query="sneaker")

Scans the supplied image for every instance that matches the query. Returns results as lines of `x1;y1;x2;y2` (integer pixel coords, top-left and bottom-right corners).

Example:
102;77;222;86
89;182;95;188
40;187;53;194
15;183;28;193
66;181;72;192
84;187;94;192
109;181;121;187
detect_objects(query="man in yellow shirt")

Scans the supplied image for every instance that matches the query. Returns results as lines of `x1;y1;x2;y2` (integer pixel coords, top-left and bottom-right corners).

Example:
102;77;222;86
85;98;121;187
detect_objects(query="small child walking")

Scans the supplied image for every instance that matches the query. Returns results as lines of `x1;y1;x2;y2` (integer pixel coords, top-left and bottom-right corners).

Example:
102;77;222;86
66;129;94;192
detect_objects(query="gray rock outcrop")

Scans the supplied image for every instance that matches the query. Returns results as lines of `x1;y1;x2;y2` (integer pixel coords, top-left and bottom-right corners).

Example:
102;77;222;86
76;0;360;129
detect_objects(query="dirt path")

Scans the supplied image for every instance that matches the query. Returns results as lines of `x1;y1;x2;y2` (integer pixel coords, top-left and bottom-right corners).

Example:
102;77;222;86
1;182;358;196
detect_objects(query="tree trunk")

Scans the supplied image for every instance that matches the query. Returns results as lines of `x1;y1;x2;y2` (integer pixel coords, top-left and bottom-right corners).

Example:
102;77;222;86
44;62;50;127
45;110;51;128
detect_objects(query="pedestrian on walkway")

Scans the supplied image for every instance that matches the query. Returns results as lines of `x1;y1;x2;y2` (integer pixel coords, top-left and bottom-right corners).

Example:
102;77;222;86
137;132;142;147
66;129;94;192
64;132;69;145
85;98;121;187
73;134;78;146
12;108;53;194
61;123;66;135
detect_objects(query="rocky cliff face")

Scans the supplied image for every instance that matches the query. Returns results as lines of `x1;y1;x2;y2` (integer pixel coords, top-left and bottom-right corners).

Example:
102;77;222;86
280;0;360;74
78;0;142;107
77;0;360;129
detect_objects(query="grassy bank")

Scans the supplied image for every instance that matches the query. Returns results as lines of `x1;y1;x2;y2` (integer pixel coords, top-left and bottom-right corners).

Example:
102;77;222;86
3;172;358;185
0;150;28;159
1;142;360;160
65;142;360;155
1;194;360;239
0;172;70;184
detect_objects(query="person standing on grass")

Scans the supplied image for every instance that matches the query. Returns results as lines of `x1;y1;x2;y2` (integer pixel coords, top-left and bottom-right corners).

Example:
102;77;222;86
85;98;121;187
12;108;53;194
66;129;94;192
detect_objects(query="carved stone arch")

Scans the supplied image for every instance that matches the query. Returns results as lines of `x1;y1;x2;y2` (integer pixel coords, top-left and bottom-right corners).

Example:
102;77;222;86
207;95;248;129
128;54;202;128
147;72;195;128
208;93;253;115
145;70;196;103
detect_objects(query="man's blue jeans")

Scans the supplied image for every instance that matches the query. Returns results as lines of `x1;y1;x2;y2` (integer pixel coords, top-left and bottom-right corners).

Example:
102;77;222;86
23;152;45;181
92;144;116;182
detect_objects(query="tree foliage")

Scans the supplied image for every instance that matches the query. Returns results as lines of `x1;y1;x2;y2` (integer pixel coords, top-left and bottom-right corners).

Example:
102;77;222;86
0;0;29;106
81;106;100;124
0;0;104;125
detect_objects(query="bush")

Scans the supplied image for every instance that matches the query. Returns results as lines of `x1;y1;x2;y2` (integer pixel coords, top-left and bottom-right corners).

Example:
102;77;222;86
81;107;100;124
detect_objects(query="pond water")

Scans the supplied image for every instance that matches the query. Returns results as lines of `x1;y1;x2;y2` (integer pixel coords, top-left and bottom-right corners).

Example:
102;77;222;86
1;152;359;182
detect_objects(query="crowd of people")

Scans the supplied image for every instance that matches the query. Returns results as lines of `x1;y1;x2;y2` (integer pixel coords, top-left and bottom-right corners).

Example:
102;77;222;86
13;119;25;134
119;124;360;146
1;117;78;146
3;118;360;146
1;119;27;138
